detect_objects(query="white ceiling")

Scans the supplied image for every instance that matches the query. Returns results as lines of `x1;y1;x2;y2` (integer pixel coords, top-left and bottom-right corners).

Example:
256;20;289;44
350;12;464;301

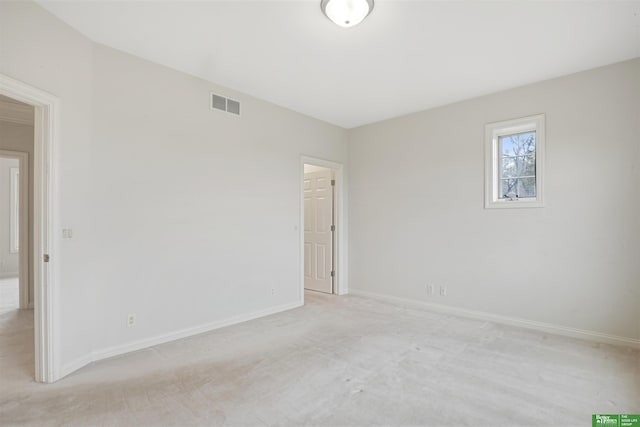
38;1;640;129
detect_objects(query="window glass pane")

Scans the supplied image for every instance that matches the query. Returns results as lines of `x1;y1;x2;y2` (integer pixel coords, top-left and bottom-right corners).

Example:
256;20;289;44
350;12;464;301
501;157;517;178
518;177;536;198
523;154;535;176
500;136;515;156
502;155;535;179
499;177;537;199
499;131;536;157
500;179;518;199
498;131;536;199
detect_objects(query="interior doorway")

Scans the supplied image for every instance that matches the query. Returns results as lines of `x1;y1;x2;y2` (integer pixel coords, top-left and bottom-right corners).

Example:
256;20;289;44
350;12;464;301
0;94;35;384
303;164;335;294
0;150;29;311
1;74;56;383
300;156;345;298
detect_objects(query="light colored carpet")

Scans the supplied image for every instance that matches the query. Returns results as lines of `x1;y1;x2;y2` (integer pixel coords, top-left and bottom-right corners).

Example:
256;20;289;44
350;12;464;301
0;291;638;426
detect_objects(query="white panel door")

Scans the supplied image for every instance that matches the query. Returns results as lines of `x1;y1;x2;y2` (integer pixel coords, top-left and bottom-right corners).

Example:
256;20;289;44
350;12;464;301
304;169;333;293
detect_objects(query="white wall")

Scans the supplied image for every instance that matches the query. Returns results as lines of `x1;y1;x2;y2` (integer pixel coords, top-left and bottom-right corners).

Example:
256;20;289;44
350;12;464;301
348;59;640;342
0;157;19;277
1;0;98;370
1;1;348;378
89;43;348;353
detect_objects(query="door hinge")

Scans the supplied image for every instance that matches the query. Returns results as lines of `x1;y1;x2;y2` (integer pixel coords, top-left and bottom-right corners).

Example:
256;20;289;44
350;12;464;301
331;224;335;232
43;254;50;263
330;270;335;277
331;179;335;186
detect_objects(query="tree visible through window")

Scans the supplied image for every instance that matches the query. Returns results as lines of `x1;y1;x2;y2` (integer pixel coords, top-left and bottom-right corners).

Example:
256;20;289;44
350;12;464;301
485;114;544;209
499;131;536;199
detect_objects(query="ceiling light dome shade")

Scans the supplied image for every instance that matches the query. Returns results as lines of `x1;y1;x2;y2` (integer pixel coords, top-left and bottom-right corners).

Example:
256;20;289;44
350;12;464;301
321;0;374;28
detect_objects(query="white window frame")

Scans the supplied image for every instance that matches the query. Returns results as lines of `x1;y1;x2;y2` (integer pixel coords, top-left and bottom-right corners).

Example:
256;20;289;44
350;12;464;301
485;114;545;209
10;167;19;253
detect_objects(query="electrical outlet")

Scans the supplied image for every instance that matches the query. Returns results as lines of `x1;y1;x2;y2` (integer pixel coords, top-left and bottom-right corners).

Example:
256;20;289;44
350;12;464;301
127;314;136;327
427;284;434;295
271;288;276;296
440;286;447;297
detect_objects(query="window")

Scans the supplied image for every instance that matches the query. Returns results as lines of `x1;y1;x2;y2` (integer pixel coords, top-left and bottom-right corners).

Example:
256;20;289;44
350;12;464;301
10;167;19;253
485;114;545;208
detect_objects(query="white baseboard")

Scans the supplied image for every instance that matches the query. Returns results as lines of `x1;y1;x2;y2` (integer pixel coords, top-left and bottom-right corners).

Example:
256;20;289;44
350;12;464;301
349;289;640;349
59;354;93;380
59;300;304;380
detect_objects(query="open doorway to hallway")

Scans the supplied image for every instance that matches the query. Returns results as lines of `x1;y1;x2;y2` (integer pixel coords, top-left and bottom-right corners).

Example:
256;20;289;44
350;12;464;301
0;94;35;381
0;155;20;310
303;163;336;294
0;95;33;310
1;74;58;383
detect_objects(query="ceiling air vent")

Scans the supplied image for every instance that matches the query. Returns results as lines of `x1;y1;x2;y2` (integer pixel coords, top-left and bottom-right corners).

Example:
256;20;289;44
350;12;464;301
210;92;240;116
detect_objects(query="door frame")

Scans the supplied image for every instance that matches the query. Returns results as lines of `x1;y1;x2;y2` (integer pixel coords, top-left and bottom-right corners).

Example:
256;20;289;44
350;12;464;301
0;74;58;383
0;150;29;309
300;156;347;301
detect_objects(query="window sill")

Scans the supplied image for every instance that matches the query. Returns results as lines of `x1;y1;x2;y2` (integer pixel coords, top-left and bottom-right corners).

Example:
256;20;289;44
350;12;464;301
485;198;544;209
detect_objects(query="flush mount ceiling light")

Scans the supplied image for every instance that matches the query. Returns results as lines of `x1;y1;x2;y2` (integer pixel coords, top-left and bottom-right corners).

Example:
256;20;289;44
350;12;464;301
321;0;374;28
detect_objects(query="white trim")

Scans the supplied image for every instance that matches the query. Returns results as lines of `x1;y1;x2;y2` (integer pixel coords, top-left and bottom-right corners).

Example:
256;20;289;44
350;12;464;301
485;114;545;209
300;156;348;299
18;158;28;310
1;151;29;310
60;300;303;379
0;74;58;383
9;167;20;254
58;354;93;380
349;289;640;349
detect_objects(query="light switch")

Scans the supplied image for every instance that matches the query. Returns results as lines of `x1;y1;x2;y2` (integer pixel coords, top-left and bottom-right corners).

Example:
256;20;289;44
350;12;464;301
62;228;73;239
